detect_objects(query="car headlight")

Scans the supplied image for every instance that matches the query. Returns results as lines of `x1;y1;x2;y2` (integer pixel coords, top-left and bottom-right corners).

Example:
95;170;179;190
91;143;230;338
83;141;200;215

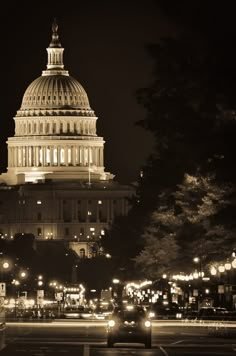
149;311;155;318
144;320;151;328
108;319;115;327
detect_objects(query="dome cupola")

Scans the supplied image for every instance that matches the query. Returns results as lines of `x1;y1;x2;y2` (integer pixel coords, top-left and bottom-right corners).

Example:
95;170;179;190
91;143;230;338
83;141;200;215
17;19;94;117
0;20;115;186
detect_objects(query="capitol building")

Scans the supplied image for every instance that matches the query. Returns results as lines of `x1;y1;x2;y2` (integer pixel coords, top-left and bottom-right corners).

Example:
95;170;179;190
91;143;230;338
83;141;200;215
0;21;135;257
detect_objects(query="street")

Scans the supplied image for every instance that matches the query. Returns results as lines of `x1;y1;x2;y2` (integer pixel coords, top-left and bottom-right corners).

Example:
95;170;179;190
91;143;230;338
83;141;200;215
1;319;236;355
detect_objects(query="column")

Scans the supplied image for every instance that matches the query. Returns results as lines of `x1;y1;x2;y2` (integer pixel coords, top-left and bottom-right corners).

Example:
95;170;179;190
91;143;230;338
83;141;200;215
42;147;46;166
50;146;53;166
36;147;39;166
57;146;60;166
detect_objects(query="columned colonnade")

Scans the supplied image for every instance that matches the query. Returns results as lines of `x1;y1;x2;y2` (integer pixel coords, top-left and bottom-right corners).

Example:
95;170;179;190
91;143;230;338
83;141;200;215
8;145;104;167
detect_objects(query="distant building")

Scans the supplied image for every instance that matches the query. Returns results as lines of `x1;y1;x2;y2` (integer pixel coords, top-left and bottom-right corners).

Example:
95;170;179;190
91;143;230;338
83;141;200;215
0;21;135;257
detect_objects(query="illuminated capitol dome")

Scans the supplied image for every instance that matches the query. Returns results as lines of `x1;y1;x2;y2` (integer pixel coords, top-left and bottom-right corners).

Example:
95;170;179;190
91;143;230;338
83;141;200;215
0;20;114;185
0;21;134;258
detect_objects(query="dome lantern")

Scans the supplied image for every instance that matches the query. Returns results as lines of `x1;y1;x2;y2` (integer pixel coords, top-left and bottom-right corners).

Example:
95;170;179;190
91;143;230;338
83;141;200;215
43;19;67;75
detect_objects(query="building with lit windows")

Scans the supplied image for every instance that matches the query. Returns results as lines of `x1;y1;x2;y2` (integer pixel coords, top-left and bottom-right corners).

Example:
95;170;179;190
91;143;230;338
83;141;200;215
0;21;135;257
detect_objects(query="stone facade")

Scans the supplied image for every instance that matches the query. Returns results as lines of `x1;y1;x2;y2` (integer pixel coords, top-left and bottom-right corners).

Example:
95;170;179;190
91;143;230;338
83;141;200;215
0;21;135;256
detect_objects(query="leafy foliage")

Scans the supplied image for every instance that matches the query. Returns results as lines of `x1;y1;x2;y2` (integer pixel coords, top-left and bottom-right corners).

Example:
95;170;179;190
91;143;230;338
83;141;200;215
133;227;179;279
131;34;236;277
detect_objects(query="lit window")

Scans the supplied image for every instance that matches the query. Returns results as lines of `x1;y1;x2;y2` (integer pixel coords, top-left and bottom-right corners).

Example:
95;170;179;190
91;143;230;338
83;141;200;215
98;200;102;205
60;148;65;164
101;229;105;235
90;227;95;231
53;147;58;164
88;211;92;216
37;200;42;205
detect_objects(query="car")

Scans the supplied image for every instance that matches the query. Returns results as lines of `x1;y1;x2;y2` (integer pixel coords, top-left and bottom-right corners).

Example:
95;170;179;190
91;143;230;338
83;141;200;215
148;302;182;320
94;301;114;320
107;305;152;348
198;307;229;320
62;306;93;319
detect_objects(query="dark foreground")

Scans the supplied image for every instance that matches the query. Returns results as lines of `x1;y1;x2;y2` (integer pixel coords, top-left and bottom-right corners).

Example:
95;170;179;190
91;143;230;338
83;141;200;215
1;319;236;355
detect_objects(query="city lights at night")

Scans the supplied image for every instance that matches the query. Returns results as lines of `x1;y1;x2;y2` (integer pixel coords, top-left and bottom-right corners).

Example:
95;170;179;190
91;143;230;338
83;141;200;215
0;1;236;354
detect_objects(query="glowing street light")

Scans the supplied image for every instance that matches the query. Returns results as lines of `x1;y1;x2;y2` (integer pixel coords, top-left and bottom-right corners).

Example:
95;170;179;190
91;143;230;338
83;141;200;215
225;260;232;271
210;266;217;276
112;279;120;284
218;265;225;273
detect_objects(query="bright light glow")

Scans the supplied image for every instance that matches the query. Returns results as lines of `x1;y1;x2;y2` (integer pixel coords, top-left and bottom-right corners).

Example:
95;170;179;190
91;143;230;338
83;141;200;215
218;265;225;273
126;305;134;310
210;266;217;275
144;320;151;328
112;279;120;284
225;261;231;271
108;319;115;327
3;262;9;269
232;258;236;269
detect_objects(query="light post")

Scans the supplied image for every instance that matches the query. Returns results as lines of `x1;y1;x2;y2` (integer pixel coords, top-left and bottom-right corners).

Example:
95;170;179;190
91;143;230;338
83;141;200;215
11;279;20;319
218;264;225;307
210;265;218;306
193;257;204;310
232;254;236;309
50;281;64;317
112;279;122;305
0;255;11;316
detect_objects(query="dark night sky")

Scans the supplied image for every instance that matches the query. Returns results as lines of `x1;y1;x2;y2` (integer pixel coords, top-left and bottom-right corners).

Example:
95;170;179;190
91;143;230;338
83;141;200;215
0;0;179;184
0;1;234;184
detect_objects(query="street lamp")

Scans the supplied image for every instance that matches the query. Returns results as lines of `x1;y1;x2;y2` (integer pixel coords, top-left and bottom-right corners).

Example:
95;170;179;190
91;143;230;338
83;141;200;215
12;279;20;319
210;266;217;276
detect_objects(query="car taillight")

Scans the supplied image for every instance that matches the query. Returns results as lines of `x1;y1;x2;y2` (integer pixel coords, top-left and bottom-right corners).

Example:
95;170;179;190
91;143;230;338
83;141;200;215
108;319;115;327
144;320;151;328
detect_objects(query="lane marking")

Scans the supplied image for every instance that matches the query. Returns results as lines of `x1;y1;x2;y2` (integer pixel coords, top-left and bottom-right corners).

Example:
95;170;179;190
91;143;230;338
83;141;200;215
171;340;184;345
84;343;90;356
159;345;169;356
